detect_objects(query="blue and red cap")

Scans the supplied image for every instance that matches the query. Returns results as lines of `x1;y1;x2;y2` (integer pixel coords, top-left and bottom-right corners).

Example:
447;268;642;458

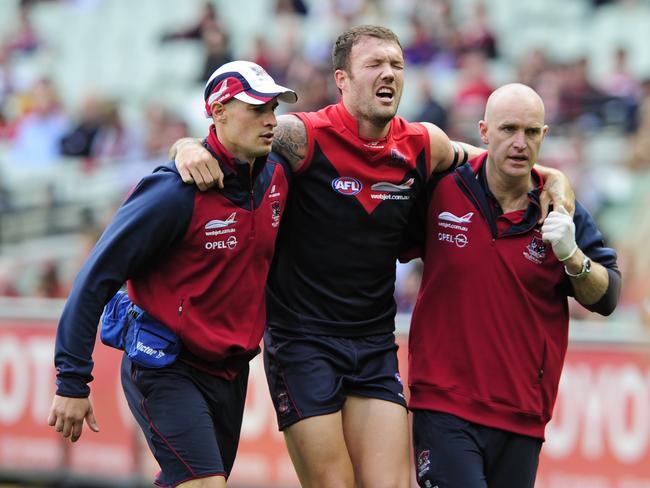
204;60;297;117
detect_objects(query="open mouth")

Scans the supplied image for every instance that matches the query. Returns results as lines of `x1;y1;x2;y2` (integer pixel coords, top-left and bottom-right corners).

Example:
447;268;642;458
508;155;528;163
376;87;395;103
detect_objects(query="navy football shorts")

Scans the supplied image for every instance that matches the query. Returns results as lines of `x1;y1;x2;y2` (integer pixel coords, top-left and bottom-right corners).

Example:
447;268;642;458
263;327;407;430
412;410;543;488
121;355;248;487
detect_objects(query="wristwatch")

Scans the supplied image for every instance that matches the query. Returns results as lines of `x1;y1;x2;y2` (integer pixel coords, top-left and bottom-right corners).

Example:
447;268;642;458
565;256;591;279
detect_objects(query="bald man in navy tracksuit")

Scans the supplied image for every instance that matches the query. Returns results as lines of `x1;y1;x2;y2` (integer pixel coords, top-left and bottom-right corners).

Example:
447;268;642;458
407;83;621;488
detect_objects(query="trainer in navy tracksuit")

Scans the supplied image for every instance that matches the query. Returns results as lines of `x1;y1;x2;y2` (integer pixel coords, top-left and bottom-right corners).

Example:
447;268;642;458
54;126;291;485
408;152;621;487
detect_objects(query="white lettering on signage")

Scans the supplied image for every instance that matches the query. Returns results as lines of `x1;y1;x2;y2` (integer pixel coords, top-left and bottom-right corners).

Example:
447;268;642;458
0;335;56;424
0;337;29;423
0;332;136;443
29;337;55;422
545;362;650;464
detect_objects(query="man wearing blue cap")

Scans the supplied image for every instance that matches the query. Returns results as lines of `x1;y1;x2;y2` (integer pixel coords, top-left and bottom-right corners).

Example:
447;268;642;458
48;61;297;488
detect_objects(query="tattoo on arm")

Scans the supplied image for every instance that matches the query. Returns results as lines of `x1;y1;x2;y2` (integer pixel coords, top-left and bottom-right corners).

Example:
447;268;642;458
273;115;308;171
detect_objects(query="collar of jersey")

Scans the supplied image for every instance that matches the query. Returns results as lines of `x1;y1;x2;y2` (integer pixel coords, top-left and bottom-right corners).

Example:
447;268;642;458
335;100;392;145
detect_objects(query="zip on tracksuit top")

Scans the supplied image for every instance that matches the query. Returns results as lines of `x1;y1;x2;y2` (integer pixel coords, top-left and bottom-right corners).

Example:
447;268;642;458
408;152;621;440
54;128;291;397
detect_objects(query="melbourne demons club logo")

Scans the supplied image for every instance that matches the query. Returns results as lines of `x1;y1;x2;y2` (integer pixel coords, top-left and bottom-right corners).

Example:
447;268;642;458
332;176;362;195
524;233;547;264
271;201;281;228
417;449;431;479
277;391;291;414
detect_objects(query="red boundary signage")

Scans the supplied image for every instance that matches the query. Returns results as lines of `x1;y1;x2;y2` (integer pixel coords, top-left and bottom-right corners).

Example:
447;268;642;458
0;315;648;486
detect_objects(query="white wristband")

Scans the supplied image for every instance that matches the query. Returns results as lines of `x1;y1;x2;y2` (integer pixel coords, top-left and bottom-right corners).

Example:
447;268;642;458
558;244;578;262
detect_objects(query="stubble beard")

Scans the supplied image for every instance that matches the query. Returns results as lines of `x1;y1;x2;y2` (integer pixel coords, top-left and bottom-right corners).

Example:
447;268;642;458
367;103;398;130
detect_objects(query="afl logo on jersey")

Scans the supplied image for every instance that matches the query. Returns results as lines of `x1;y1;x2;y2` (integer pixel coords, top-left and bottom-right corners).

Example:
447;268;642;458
332;176;362;195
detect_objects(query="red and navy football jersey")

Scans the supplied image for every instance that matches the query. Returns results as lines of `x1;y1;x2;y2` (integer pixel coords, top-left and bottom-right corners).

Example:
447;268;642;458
267;102;430;336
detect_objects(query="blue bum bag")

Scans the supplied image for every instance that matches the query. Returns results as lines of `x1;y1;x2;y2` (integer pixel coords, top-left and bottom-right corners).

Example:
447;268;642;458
100;290;182;368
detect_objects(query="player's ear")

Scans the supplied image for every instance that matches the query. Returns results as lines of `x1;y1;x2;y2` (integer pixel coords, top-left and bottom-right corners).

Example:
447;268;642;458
334;69;347;92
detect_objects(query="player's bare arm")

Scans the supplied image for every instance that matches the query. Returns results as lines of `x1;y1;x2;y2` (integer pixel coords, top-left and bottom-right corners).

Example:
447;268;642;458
453;140;484;163
171;115;308;190
168;137;200;160
272;114;308;172
420;122;485;175
420;122;575;221
171;137;225;191
535;164;576;221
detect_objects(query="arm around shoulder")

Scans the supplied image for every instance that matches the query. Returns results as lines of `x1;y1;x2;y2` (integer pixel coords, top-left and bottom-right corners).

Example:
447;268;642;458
168;137;202;160
272;114;309;172
171;137;223;190
535;164;576;218
420;122;485;176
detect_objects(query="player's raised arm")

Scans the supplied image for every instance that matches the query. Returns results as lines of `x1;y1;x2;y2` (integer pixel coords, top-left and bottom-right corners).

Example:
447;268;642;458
418;121;575;220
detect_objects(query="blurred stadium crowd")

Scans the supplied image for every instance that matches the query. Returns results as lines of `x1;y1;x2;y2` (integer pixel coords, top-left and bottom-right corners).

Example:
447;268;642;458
0;0;649;325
